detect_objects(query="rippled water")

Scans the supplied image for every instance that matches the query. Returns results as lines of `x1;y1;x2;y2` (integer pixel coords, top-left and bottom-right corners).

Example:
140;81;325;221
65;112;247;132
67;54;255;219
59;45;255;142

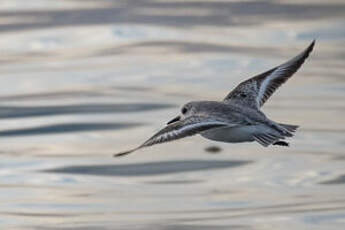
0;0;344;229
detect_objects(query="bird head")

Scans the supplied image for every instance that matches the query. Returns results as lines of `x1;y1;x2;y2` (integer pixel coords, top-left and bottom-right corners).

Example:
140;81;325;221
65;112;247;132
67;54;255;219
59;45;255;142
166;102;196;125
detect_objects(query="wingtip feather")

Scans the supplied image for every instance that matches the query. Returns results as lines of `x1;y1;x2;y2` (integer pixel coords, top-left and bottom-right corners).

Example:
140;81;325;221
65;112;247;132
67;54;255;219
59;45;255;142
113;148;138;157
306;39;315;55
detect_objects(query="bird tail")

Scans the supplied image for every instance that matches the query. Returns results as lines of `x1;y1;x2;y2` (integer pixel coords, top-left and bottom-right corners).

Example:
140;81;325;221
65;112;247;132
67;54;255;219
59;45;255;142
273;122;299;137
253;123;298;147
279;123;299;133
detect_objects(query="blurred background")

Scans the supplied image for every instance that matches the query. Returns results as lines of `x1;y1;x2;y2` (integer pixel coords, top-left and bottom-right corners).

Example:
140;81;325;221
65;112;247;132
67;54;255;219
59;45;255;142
0;0;344;229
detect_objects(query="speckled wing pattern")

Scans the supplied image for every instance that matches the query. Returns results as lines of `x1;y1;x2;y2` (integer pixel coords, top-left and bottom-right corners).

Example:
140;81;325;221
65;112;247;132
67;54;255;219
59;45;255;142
224;40;315;108
114;116;228;157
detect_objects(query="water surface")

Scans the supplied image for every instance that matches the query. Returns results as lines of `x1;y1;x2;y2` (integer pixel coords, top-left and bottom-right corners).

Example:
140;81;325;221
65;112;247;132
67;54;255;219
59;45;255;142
0;0;344;229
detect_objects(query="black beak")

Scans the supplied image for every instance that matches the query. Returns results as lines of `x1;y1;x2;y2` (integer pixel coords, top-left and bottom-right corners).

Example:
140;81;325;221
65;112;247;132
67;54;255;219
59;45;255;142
167;116;180;125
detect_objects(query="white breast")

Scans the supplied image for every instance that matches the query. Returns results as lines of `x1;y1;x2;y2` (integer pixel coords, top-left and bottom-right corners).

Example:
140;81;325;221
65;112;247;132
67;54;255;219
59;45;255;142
201;125;258;143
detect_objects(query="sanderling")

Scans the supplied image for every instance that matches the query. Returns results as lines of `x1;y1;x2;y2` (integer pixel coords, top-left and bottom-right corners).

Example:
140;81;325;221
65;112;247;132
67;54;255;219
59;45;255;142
114;40;315;157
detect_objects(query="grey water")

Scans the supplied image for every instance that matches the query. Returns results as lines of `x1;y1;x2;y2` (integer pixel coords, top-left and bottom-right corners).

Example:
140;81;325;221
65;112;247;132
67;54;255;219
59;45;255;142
0;0;344;229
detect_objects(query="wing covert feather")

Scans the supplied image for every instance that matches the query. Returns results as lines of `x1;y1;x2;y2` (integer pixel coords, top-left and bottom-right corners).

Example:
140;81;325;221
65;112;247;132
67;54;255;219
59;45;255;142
224;40;315;108
114;116;228;157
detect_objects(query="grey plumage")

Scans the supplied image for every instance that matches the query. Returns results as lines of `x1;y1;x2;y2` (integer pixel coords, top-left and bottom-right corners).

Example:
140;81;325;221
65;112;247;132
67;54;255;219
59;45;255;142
224;40;315;108
114;41;315;157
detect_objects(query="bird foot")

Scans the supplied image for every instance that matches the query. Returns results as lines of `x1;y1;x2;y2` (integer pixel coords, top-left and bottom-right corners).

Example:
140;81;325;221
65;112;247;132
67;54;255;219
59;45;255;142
273;141;289;147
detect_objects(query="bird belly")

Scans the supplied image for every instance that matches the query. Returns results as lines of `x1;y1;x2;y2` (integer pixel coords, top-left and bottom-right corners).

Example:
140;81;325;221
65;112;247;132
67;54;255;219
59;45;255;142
201;125;257;143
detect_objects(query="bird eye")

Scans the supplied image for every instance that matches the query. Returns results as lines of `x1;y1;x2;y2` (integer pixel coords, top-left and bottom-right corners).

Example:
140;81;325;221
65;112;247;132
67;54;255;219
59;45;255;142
181;107;187;114
240;93;247;98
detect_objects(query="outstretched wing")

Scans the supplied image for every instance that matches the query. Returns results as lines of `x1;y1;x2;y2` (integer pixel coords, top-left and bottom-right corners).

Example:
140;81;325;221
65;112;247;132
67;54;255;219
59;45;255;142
224;40;315;108
114;116;228;157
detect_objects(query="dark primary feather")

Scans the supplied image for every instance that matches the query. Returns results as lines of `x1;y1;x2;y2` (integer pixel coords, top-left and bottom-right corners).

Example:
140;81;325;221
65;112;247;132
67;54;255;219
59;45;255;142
224;40;315;108
114;116;227;157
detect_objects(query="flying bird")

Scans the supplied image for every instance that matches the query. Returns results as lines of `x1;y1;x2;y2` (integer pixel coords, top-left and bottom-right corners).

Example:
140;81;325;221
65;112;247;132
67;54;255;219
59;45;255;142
114;40;315;157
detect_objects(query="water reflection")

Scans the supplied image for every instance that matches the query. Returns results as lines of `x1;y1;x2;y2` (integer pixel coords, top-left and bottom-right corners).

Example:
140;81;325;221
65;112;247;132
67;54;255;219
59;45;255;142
320;175;345;185
0;122;142;137
0;1;344;32
96;41;286;57
0;103;174;118
34;224;240;230
44;160;252;176
0;0;344;229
